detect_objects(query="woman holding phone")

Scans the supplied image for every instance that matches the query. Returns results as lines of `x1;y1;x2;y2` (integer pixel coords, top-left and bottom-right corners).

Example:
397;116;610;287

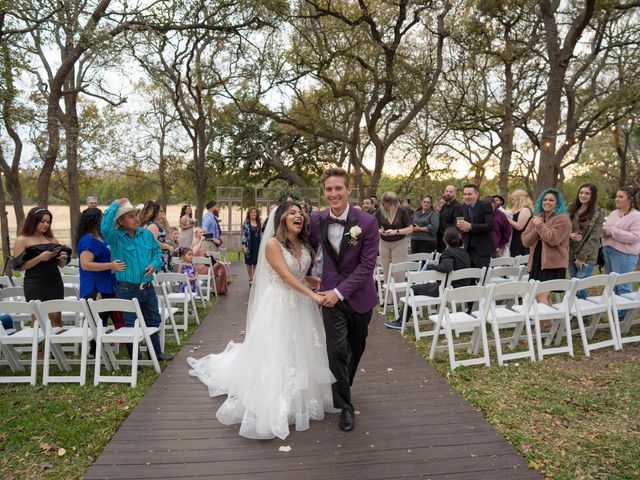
11;207;71;327
374;191;413;283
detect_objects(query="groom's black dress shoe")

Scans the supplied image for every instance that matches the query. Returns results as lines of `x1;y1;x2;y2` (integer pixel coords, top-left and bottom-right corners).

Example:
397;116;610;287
339;409;355;432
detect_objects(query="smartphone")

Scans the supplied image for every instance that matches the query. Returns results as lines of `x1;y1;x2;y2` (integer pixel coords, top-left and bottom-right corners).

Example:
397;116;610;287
50;245;62;253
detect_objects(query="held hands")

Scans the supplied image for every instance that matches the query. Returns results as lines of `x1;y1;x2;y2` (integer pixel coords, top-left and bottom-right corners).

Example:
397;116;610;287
570;232;583;242
319;290;339;307
574;259;585;269
111;260;127;272
530;216;543;226
143;264;155;277
313;292;327;305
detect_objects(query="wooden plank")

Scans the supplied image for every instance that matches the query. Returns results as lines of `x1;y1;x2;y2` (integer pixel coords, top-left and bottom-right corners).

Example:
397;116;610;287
84;263;541;480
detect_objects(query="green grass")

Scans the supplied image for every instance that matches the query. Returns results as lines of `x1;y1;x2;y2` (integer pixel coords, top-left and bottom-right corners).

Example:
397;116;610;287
0;301;214;480
400;319;640;479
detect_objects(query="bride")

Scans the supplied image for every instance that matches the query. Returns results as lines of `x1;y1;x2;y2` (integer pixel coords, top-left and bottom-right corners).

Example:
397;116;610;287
187;202;337;440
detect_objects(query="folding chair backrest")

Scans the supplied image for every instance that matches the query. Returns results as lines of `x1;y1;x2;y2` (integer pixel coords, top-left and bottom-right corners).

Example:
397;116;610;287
10;276;24;286
61;274;80;285
489;257;515;267
389;261;421;275
446;267;487;287
485;266;524;283
515;255;529;266
36;298;88;318
155;272;190;285
0;275;13;288
60;266;78;275
536;279;577;308
68;258;79;267
489;280;533;304
575;274;614;295
407;253;435;265
442;285;489;304
171;257;181;266
0;286;25;301
407;270;447;286
88;297;140;316
0;301;36;334
613;272;640;298
193;256;212;267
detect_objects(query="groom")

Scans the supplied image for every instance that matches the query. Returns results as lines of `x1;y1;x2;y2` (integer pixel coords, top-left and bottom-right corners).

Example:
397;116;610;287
310;167;380;432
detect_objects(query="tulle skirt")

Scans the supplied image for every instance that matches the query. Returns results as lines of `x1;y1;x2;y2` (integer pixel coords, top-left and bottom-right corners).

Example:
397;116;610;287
187;285;337;440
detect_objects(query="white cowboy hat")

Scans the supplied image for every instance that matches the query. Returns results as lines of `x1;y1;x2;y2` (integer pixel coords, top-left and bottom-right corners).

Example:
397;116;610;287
115;200;138;226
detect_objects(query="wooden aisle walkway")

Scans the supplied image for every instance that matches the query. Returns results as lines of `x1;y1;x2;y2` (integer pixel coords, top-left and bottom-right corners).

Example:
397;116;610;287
85;264;541;480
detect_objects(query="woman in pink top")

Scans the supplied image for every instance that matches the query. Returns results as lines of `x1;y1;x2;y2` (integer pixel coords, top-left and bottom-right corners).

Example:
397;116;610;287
602;186;640;295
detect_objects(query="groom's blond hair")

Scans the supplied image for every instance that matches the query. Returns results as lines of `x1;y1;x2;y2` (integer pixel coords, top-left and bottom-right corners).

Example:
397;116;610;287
321;167;350;187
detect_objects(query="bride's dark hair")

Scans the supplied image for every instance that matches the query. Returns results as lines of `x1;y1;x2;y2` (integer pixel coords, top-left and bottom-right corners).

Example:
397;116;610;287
273;202;315;259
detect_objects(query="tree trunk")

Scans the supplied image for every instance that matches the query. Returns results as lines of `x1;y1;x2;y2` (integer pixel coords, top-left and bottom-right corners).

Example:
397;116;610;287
64;82;81;250
499;58;514;199
0;153;12;270
158;127;169;211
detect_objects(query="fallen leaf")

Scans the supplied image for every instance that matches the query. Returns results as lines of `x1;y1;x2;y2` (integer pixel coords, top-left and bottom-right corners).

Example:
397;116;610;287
278;445;292;452
39;462;53;472
522;444;532;453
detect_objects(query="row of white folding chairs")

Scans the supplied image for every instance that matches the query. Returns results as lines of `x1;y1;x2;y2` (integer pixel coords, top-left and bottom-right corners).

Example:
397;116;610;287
489;255;529;268
0;297;161;387
402;273;637;370
154;272;201;332
383;262;527;319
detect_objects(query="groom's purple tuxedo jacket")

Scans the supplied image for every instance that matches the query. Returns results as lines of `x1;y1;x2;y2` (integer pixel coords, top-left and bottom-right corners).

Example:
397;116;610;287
310;207;380;314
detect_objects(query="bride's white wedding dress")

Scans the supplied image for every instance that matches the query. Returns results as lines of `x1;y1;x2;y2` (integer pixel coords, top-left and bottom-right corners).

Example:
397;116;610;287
187;242;336;440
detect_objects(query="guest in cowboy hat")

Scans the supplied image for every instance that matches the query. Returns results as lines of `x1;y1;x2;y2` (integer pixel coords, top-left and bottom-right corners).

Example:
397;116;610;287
101;199;174;362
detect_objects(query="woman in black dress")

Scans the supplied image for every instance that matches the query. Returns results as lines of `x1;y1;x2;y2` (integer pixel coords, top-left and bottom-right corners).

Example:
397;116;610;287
508;189;534;257
11;207;71;327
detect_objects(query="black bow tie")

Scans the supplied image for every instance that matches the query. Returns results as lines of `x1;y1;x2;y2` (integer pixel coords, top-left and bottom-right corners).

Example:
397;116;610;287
327;217;347;226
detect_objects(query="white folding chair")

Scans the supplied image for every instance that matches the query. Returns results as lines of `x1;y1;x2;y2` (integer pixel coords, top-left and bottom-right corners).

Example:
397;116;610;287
218;247;232;280
11;275;24;287
35;299;95;385
407;252;436;270
155;272;200;331
514;279;576;361
0;275;13;287
154;283;180;350
61;273;80;288
399;270;447;337
68;258;79;267
193;256;215;303
89;297;160;387
0;301;43;385
0;286;25;301
480;281;536;365
59;266;78;275
428;285;492;370
383;261;421;319
610;272;640;346
374;256;385;306
489;257;515;268
484;266;525;286
445;267;487;288
554;274;620;355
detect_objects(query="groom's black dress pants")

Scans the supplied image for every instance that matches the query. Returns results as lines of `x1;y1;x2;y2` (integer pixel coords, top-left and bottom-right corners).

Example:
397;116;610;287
322;300;372;412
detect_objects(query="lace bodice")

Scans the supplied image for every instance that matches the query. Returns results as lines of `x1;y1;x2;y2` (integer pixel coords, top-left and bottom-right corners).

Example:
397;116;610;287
266;242;312;289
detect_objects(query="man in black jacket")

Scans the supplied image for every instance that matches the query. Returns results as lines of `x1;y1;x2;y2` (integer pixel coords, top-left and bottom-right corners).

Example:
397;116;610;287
456;184;494;269
437;185;463;252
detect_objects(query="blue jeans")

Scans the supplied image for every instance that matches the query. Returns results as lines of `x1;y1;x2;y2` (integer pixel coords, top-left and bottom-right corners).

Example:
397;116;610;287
568;262;595;299
115;283;163;356
604;245;638;295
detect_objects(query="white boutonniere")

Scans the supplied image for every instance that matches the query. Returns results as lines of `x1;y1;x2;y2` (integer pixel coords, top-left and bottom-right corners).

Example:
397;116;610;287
345;225;362;246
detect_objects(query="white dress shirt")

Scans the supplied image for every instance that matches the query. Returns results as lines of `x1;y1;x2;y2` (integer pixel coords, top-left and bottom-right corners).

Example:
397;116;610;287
328;205;350;301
